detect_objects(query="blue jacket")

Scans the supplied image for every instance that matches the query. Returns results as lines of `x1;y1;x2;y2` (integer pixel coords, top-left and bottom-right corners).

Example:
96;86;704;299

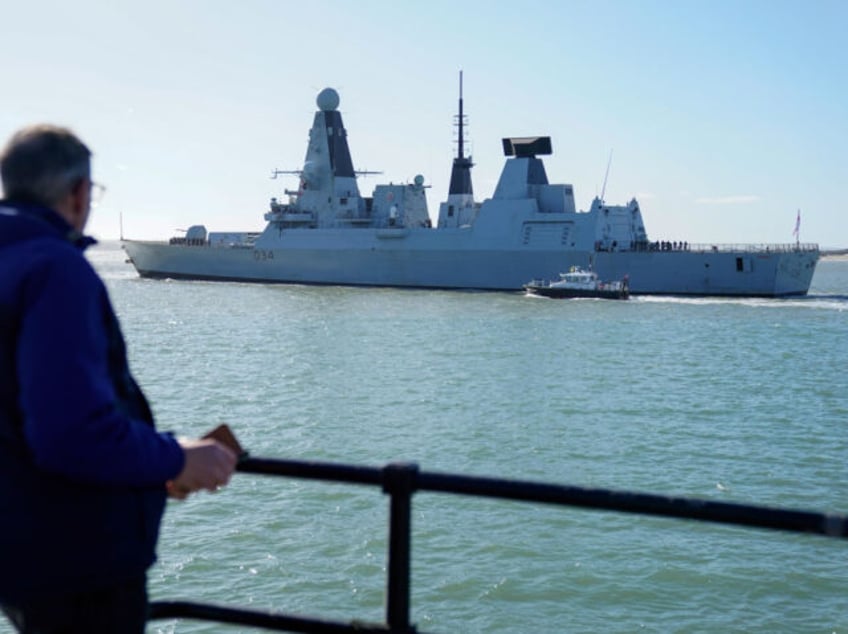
0;201;185;602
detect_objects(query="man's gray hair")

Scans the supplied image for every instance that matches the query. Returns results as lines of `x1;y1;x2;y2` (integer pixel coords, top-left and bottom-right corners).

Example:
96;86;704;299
0;124;91;208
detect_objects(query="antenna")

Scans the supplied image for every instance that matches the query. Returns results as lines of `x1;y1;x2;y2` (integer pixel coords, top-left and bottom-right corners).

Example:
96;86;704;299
119;211;124;241
272;168;382;180
600;149;613;203
271;169;301;179
458;70;465;160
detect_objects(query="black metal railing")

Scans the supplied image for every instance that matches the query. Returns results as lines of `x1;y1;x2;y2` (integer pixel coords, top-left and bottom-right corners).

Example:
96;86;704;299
149;456;848;633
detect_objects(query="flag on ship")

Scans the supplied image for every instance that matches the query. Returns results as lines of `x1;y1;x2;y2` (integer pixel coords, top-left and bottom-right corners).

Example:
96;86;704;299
792;209;800;237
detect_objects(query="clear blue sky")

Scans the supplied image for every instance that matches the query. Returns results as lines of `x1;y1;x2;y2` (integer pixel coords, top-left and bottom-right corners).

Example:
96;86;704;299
2;0;845;247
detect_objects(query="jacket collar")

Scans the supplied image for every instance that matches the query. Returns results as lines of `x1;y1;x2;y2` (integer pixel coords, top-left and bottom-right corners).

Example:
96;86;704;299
0;199;97;250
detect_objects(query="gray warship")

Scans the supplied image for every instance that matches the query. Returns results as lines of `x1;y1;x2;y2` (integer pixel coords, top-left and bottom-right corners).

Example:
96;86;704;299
122;80;819;296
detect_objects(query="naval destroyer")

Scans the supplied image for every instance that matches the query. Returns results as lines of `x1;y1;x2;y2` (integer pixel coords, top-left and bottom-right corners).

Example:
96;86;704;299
123;80;819;296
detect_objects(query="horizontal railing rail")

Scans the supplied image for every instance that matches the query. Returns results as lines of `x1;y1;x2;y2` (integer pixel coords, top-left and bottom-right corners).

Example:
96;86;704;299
149;456;848;633
685;242;819;253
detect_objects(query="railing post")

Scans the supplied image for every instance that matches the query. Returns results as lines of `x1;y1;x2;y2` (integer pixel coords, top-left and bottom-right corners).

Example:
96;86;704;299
382;462;419;634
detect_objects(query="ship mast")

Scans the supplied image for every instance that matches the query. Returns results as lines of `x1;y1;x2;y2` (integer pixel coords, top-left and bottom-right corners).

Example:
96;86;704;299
448;71;474;197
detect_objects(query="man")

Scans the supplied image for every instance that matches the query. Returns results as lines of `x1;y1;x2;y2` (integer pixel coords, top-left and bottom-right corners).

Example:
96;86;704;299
0;125;238;632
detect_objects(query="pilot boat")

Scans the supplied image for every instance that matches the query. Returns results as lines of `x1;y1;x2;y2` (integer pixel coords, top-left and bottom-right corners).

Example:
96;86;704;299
524;267;630;299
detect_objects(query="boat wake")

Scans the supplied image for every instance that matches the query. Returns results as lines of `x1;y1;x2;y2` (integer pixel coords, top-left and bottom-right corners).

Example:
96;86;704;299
634;294;847;311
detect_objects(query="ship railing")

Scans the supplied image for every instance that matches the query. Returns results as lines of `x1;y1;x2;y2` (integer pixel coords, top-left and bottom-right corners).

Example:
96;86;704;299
148;456;847;634
688;242;819;254
168;237;209;247
631;241;819;254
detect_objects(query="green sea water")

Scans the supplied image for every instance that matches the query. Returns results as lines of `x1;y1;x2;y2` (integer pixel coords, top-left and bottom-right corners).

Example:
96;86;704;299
15;244;848;633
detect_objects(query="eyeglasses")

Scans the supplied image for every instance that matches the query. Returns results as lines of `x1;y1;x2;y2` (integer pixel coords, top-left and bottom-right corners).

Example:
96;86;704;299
89;181;107;207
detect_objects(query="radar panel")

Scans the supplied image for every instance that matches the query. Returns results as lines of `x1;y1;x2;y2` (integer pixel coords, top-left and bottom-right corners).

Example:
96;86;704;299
502;137;553;157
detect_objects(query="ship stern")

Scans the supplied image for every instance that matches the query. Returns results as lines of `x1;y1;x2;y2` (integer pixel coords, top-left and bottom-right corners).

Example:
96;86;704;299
773;247;820;296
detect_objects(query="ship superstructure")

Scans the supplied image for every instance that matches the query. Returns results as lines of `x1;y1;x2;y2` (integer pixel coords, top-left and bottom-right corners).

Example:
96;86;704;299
263;87;430;234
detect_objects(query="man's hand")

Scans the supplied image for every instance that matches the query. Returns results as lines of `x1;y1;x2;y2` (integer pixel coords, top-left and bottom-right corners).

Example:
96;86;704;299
167;438;238;499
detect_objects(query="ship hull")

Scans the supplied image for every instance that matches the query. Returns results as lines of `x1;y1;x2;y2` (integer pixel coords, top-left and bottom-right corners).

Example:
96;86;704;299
524;286;629;300
123;230;819;297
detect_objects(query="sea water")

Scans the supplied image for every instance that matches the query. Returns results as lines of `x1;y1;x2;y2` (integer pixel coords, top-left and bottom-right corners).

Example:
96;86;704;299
21;243;848;633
